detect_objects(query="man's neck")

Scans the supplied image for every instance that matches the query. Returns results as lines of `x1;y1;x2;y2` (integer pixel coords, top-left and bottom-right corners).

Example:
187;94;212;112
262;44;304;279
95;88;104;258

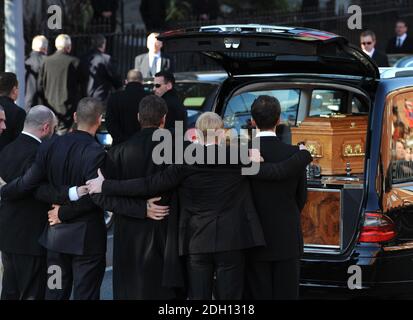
77;126;96;136
22;129;42;142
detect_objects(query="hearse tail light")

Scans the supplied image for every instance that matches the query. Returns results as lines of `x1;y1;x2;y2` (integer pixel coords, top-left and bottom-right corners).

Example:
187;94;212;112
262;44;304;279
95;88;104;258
359;212;396;243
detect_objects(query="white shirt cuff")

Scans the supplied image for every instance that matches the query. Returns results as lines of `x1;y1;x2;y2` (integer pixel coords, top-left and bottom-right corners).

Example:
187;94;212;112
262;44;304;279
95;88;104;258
68;186;79;201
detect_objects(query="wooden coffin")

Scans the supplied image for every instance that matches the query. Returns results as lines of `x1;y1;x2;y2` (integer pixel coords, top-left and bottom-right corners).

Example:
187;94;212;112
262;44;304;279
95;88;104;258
291;115;368;175
301;189;341;247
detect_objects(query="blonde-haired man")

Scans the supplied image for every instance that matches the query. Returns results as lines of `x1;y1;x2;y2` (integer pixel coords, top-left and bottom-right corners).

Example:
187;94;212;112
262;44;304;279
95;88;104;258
39;34;80;133
134;32;174;78
25;35;49;111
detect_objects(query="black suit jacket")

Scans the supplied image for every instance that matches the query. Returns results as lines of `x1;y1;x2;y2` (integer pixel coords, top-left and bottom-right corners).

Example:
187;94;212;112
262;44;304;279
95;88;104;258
372;50;390;67
386;35;413;54
39;51;80;124
249;136;307;261
1;131;107;255
105;82;148;146
162;89;187;132
80;49;122;102
0;96;26;152
0;134;47;256
25;51;46;111
134;53;174;79
100;145;313;256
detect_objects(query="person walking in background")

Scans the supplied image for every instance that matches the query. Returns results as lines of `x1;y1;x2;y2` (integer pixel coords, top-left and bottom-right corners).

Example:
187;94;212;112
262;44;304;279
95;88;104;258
0;106;57;300
153;71;187;132
105;69;148;146
80;34;122;104
386;19;413;54
134;33;174;79
25;35;48;112
0;72;26;152
39;34;80;134
360;30;389;67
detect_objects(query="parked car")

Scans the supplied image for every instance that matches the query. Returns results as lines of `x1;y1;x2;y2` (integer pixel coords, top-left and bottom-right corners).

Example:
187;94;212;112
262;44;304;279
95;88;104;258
394;55;413;68
157;24;413;298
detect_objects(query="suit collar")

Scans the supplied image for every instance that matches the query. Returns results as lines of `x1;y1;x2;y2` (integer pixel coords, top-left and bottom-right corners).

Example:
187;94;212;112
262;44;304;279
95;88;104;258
125;82;144;91
21;131;42;143
18;133;41;145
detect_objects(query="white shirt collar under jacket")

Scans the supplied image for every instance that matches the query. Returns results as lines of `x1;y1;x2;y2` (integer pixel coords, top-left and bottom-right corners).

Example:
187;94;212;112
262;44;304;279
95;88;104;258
255;131;277;138
22;131;42;143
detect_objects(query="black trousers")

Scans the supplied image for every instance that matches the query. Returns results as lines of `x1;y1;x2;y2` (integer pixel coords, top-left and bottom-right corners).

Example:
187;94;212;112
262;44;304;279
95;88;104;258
45;250;106;300
1;251;47;300
245;258;300;300
186;250;245;300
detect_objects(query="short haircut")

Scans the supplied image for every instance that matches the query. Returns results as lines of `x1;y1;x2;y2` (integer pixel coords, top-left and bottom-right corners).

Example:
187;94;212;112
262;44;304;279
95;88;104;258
91;34;106;49
195;112;224;139
55;34;71;50
360;30;376;41
251;95;281;130
24;105;55;129
0;72;18;97
396;19;408;28
155;71;175;86
138;95;168;127
76;97;104;126
127;69;143;83
32;35;48;51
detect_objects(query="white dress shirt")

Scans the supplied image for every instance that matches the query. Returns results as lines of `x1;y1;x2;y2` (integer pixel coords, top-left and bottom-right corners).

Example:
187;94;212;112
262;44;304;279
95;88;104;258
149;52;162;74
397;33;407;47
255;131;277;138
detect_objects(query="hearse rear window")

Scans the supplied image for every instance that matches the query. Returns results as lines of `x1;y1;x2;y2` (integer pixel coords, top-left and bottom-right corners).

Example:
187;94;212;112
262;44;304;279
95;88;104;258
309;90;346;116
391;91;413;183
223;89;300;132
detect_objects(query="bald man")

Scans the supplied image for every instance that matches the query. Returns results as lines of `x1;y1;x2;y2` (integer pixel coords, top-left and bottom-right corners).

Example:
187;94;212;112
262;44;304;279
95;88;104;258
0;105;56;300
105;69;149;145
134;33;174;79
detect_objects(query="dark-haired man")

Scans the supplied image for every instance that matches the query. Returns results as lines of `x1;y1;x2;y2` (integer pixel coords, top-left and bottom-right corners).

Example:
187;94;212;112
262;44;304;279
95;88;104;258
360;30;389;67
0;72;26;152
80;34;122;103
386;19;413;54
245;95;308;300
154;71;187;133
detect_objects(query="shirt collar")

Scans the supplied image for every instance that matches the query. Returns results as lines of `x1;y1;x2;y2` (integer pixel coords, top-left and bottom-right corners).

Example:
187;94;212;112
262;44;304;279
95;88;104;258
22;131;42;143
149;52;161;59
255;131;277;138
363;47;375;57
398;33;407;41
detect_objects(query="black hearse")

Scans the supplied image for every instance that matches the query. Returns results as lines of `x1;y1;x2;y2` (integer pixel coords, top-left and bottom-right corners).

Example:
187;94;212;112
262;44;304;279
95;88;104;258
158;24;413;298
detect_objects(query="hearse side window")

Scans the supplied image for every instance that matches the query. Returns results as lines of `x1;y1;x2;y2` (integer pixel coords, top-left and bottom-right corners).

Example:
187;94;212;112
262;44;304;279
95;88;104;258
391;92;413;183
309;90;346;116
222;89;300;134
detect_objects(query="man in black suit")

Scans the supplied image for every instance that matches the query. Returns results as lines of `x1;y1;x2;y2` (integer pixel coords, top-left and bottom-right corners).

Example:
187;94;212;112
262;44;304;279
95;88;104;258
39;34;80;133
86;112;313;300
360;30;389;67
245;96;307;300
105;69;148;145
154;71;187;132
0;105;6;135
386;19;413;54
0;72;26;152
134;33;174;79
0;106;56;300
25;36;48;112
80;34;122;104
0;98;107;300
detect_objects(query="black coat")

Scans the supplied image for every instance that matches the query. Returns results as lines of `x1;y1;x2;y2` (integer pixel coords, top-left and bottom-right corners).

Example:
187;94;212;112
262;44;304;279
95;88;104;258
105;82;148;146
162;89;187;132
38;51;80;125
386;35;413;54
134;53;174;79
100;145;313;256
94;128;183;299
80;49;122;103
372;50;390;67
0;96;26;153
0;134;47;256
249;136;307;261
1;131;107;256
25;51;46;111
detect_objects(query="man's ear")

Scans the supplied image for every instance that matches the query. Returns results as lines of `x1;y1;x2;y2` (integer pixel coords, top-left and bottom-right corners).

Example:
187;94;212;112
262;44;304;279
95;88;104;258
73;112;78;124
276;118;281;126
159;115;166;128
251;118;257;128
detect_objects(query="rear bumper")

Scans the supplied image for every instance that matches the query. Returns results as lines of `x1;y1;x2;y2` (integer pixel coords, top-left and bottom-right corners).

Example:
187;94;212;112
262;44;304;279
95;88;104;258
300;244;413;298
